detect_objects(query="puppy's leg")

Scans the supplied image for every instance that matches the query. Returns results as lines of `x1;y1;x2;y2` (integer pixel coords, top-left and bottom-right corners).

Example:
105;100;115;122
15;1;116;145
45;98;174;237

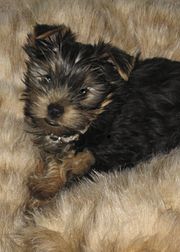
27;149;95;201
63;149;95;176
28;158;67;200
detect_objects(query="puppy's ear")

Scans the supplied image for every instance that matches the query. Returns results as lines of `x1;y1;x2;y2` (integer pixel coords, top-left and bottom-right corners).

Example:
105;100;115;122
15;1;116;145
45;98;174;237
24;24;75;59
33;24;75;42
96;42;138;81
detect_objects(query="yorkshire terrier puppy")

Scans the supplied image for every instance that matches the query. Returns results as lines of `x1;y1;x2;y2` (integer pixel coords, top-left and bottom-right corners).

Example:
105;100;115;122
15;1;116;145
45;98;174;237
23;24;180;200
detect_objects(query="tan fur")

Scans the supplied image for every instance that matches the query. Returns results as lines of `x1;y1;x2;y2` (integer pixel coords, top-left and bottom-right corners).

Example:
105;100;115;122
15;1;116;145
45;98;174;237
0;80;39;251
97;93;113;114
28;149;95;201
0;0;180;251
29;87;98;130
21;148;180;251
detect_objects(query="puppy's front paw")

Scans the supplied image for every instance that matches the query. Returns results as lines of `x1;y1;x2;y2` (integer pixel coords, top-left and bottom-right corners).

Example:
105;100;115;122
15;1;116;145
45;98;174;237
27;150;95;202
28;161;67;200
63;149;95;176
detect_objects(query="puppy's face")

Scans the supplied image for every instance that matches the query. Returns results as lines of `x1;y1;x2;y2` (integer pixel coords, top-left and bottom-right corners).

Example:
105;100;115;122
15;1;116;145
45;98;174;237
23;24;134;150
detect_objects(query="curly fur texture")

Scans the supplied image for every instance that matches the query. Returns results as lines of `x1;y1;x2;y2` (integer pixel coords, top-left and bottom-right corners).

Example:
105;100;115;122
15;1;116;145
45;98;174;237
0;0;180;251
21;148;180;252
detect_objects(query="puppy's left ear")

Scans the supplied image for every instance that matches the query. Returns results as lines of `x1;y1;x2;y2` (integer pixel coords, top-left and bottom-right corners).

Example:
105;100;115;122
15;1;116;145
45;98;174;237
33;24;75;43
96;43;138;81
24;24;75;59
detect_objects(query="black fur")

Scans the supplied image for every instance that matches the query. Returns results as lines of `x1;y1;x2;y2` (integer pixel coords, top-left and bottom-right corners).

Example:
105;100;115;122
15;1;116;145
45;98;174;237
77;57;180;172
24;24;180;175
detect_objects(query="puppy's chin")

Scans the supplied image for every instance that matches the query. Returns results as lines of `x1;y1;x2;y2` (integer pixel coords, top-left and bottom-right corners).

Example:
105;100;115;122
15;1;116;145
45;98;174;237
31;131;73;153
38;129;89;153
46;133;80;145
45;125;90;145
30;117;90;150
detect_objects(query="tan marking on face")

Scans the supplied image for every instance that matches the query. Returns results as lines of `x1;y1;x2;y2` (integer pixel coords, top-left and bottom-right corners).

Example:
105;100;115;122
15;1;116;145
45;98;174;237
30;87;69;118
101;93;112;108
118;68;129;81
30;85;112;134
31;95;50;118
31;94;90;132
82;87;105;108
61;106;85;128
94;93;113;115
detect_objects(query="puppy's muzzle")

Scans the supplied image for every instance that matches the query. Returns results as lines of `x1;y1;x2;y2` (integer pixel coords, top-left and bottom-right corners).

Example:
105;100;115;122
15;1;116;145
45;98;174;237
48;103;64;119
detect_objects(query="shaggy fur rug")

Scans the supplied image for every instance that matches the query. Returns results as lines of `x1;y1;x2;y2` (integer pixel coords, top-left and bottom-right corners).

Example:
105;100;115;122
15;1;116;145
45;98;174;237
22;148;180;252
0;0;179;251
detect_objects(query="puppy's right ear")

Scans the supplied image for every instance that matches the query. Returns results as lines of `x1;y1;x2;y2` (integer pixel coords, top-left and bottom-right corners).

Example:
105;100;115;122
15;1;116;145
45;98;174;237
24;24;75;59
95;42;138;81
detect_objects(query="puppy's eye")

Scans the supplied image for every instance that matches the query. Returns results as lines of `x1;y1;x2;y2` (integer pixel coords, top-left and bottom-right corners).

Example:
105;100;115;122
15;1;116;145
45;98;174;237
44;75;52;82
37;75;52;83
37;73;52;85
79;88;88;96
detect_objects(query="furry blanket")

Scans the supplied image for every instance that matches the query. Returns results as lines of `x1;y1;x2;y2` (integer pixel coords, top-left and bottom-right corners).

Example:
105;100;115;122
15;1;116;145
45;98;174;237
22;148;180;252
0;0;179;251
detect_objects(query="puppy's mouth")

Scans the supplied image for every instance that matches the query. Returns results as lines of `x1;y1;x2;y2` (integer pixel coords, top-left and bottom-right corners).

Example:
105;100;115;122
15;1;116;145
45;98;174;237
46;133;79;144
45;126;89;144
44;118;60;127
35;117;89;144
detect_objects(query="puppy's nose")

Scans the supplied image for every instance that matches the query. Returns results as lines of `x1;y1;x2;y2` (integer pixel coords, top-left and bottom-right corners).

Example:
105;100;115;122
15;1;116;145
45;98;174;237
48;103;64;119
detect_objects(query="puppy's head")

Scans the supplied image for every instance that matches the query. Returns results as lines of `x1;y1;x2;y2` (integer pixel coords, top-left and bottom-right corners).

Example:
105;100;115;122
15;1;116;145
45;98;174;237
23;24;134;150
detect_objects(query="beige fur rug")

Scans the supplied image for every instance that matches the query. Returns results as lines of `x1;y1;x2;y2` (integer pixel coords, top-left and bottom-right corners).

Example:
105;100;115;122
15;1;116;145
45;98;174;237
22;148;180;252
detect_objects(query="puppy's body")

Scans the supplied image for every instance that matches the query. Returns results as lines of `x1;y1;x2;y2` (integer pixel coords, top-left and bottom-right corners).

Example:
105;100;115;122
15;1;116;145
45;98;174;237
24;25;180;199
77;57;180;171
21;148;180;252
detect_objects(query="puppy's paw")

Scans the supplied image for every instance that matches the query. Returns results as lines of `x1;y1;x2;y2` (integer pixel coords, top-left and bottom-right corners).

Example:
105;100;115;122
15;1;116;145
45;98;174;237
27;161;66;200
27;150;95;202
63;149;95;176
